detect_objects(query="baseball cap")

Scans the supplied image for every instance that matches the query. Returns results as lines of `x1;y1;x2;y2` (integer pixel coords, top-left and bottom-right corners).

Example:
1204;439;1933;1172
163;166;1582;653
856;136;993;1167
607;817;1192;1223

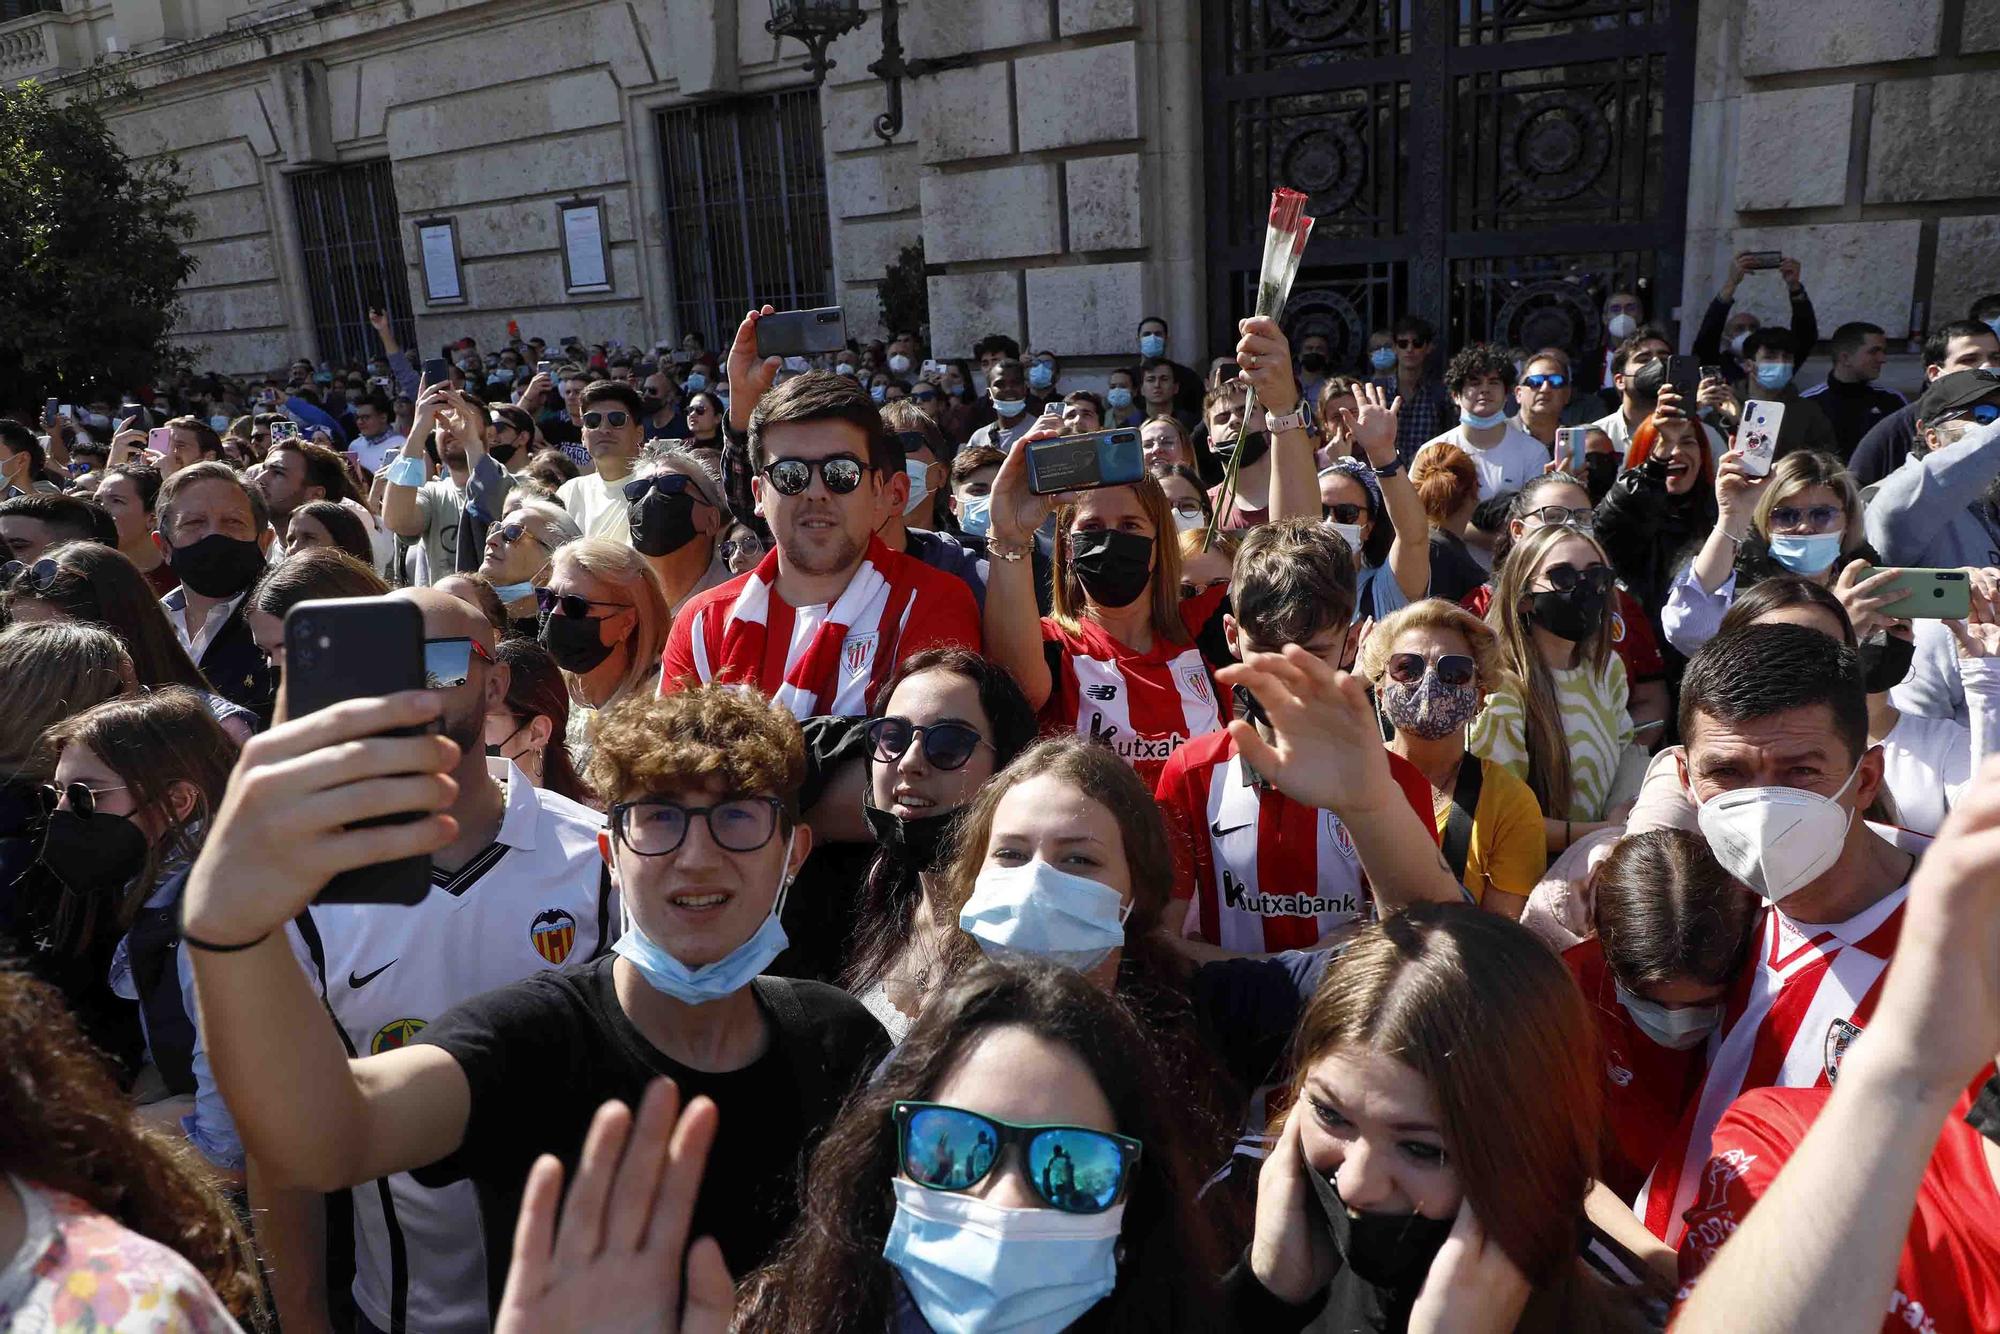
1914;368;2000;425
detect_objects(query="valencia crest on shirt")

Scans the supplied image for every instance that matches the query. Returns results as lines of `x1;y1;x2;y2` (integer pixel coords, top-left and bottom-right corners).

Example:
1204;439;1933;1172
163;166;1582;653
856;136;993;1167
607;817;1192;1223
531;908;578;965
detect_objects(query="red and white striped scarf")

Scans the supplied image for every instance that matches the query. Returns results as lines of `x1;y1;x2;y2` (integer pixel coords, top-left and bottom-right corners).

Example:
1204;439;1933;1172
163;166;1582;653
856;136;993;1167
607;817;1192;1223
696;536;919;718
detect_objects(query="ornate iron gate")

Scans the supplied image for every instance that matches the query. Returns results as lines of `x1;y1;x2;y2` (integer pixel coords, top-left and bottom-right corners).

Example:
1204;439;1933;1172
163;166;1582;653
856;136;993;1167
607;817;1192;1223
1203;0;1695;383
290;160;415;368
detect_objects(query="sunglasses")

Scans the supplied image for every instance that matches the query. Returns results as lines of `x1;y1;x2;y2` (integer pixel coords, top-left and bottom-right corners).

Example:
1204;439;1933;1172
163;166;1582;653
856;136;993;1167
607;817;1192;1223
1523;504;1593;529
496;522;546;548
1520;373;1568;390
41;781;129;819
1386;652;1477;687
718;539;762;561
1180;575;1230;600
2;558;60;591
1394;337;1426;350
865;716;988;771
1540;562;1616;596
423;636;495;690
1326;502;1366;525
894;1101;1141;1215
609;796;783;857
535;587;632;620
1767;504;1844;534
623;472;694;503
1935;402;2000;427
581;410;631;429
762;454;867;496
912;390;940;403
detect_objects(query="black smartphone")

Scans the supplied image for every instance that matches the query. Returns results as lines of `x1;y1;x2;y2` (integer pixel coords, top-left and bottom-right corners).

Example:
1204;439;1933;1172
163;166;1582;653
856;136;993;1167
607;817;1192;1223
283;597;433;906
1026;427;1145;496
43;397;59;423
1668;354;1702;404
421;356;450;386
1744;250;1785;271
756;306;849;359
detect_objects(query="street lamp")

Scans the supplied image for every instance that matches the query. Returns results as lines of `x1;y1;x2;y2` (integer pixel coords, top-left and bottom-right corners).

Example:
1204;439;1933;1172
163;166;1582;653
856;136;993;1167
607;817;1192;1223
766;0;973;142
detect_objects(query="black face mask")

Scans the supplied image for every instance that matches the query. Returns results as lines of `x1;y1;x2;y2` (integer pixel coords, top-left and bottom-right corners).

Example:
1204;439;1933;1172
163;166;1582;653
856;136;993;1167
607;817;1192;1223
1069;527;1155;609
38;808;149;894
1308;1163;1457;1294
168;533;266;599
540;615;617;674
489;441;519;466
629;489;701;558
1585;450;1618;492
1526;585;1605;643
1858;632;1916;694
862;795;958;874
1220;429;1271;470
1300;353;1329;375
1626;358;1667;402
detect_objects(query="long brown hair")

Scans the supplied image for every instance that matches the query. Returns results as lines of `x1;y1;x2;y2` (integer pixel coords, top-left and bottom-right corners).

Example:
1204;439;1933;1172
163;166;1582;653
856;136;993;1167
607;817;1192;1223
1487;522;1615;817
493;638;591;806
736;960;1227;1333
1591;830;1760;991
43;687;237;925
0;622;132;783
0;964;264;1322
1050;478;1188;648
6;541;208;692
1287;904;1655;1329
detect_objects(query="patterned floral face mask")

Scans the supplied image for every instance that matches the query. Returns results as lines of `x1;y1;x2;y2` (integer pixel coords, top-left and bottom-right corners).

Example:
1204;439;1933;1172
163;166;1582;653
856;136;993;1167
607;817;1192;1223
1378;671;1481;740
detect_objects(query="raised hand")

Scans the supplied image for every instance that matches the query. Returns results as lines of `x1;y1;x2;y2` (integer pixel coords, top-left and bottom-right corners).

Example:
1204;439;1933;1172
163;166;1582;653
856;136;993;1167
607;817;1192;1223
726;305;782;434
1832;562;1913;644
1654;381;1687;423
1214;644;1398;818
1779;256;1803;292
1948;570;2000;660
1407;1205;1531;1334
1340;380;1401;467
1711;450;1766;538
1235;315;1300;413
494;1079;732;1334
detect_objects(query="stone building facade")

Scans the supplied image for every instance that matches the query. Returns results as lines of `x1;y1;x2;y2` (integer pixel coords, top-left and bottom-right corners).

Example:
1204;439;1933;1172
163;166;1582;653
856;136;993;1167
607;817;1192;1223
2;0;1994;387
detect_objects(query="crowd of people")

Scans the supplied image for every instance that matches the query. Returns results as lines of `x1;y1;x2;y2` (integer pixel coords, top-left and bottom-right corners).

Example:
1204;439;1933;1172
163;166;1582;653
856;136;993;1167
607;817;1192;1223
3;252;2000;1334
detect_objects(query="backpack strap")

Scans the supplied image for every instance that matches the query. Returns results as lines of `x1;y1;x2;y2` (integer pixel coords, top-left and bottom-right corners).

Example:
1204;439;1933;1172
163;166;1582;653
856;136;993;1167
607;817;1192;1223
1440;754;1483;903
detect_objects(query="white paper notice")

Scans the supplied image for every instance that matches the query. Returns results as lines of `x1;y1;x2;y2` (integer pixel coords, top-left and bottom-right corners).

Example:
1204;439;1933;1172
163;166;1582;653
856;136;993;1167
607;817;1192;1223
419;223;460;302
563;205;608;290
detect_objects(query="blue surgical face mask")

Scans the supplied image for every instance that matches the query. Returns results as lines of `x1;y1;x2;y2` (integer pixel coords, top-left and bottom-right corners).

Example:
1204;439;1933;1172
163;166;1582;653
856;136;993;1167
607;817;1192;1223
1753;361;1793;391
991;395;1027;419
1987;317;2000;343
883;1177;1122;1334
1768;530;1842;575
1105;387;1133;410
684;372;708;392
871;384;889;404
1370;345;1397;371
1459;405;1509;430
208;414;231;432
1027;363;1055;390
611;850;793;1004
904;460;932;516
1139;333;1166;359
491;579;537;603
959;860;1131;972
957;494;992;537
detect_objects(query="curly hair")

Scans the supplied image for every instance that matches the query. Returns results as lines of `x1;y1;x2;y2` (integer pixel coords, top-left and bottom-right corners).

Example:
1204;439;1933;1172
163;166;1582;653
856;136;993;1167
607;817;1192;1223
585;683;805;812
0;965;264;1323
1445;341;1520;396
1357;597;1513;707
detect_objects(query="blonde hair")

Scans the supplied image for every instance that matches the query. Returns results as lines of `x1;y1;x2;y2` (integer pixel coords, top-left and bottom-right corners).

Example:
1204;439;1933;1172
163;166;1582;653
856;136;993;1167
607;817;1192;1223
1487;523;1616;818
1050;478;1187;647
549;538;671;707
1175;526;1237;565
1752;450;1866;558
1358;598;1513;705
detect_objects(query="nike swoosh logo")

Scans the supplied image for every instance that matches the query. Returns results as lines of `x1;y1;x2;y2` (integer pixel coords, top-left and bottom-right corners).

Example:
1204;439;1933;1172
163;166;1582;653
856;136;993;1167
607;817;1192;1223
348;960;398;989
1211;821;1250;838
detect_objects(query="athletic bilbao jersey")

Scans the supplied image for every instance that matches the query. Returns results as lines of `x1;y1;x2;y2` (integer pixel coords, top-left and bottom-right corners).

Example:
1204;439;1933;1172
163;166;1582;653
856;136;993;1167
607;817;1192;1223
1041;585;1228;787
1155;730;1435;952
285;765;617;1334
1675;1081;2000;1333
1562;936;1709;1202
1636;855;1919;1248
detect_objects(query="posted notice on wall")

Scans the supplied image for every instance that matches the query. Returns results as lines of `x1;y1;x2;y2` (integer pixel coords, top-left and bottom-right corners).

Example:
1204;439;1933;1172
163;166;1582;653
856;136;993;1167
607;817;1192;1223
418;221;462;303
561;202;609;292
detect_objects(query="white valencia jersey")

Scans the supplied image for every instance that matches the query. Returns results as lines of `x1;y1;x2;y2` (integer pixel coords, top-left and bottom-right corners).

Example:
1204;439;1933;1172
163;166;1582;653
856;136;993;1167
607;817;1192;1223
286;764;616;1334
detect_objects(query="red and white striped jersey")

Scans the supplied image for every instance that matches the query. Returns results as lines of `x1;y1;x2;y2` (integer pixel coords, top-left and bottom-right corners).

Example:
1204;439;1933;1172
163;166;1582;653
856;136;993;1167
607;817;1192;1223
1156;730;1437;953
1039;586;1228;788
1637;866;1915;1248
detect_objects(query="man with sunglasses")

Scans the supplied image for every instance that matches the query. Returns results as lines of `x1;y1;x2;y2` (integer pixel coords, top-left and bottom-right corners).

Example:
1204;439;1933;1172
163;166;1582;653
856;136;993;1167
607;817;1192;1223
1511;347;1584;448
625;450;730;613
1849;320;2000;489
184;681;886;1327
476;496;580;636
1866;370;2000;579
231;588;616;1334
661;363;981;717
554;380;646;545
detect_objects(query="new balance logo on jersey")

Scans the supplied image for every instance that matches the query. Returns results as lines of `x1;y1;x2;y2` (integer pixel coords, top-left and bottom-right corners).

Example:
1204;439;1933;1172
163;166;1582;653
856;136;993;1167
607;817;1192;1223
1083;683;1118;701
348;960;397;989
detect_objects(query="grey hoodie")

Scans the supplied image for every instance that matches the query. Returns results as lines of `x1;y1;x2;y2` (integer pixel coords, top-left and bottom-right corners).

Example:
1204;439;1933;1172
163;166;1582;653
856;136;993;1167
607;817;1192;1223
1864;418;2000;570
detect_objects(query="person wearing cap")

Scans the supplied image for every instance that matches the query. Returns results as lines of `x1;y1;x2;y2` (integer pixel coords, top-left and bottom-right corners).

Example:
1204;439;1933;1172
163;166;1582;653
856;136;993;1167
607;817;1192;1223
627;448;731;613
1864;369;2000;572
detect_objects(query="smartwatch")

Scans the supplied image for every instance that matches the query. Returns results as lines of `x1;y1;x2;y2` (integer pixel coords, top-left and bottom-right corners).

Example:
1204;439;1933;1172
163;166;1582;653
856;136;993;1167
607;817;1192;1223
1265;405;1309;435
1370;454;1405;478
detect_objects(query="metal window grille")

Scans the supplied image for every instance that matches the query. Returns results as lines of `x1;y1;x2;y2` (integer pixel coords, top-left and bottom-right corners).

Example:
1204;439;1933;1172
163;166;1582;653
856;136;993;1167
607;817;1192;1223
0;1;63;20
290;160;415;367
656;89;834;354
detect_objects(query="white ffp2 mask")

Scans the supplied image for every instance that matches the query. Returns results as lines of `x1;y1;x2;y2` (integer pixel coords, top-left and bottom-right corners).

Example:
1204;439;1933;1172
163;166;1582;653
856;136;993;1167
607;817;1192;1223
1693;759;1863;903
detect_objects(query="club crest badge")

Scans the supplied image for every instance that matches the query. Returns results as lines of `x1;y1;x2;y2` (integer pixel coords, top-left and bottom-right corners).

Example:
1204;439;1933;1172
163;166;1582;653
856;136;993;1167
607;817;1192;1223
531;908;577;965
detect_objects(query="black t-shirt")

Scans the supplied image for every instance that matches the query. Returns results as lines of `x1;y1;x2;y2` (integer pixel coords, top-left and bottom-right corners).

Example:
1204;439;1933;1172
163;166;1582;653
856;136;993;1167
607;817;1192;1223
412;958;889;1311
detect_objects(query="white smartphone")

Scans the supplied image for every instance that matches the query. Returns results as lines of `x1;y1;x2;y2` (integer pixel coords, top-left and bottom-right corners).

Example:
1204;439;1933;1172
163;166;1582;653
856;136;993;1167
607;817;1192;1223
1738;400;1783;478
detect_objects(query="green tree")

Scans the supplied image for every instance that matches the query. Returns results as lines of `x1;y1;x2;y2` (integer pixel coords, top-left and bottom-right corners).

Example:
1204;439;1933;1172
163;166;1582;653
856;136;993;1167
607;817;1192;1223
0;79;196;411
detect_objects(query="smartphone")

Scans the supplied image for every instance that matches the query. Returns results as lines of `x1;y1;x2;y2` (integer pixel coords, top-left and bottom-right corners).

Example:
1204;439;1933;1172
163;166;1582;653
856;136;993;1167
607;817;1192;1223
43;397;59;423
921;358;940;377
535;360;553;375
1668;354;1702;404
269;420;302;446
1557;426;1588;473
756;306;849;359
1744;251;1785;271
1871;568;1972;620
283;598;432;905
145;426;171;455
1737;400;1783;477
1027;428;1144;496
421;356;451;386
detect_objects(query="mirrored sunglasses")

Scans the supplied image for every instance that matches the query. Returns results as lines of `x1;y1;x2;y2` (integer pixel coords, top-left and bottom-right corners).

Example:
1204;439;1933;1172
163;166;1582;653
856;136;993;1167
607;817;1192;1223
894;1101;1141;1215
1520;373;1568;390
762;455;866;496
423;636;494;690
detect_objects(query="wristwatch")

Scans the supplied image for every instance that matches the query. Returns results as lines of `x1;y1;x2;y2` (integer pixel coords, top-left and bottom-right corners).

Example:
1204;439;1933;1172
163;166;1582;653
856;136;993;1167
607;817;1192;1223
1265;404;1309;435
1370;454;1405;478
